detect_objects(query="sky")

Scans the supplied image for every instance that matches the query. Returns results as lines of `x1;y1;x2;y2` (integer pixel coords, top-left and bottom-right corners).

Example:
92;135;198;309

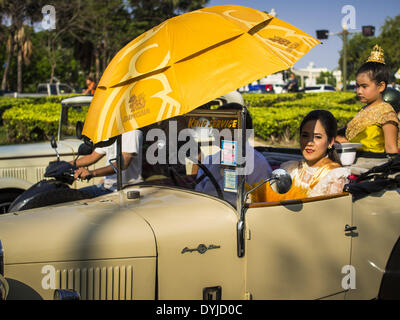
206;0;400;71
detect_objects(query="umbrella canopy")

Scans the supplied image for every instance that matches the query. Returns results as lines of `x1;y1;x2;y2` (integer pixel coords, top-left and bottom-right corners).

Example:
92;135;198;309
83;5;320;143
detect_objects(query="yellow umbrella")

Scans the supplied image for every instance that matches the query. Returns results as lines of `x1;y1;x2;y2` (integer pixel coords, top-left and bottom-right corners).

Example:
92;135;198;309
83;4;320;143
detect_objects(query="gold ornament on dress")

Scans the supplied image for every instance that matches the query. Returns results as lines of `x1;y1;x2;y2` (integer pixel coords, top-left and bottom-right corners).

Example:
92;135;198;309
366;44;385;64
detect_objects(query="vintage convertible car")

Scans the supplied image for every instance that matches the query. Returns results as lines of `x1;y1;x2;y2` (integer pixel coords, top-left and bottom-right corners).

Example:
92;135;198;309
0;98;399;300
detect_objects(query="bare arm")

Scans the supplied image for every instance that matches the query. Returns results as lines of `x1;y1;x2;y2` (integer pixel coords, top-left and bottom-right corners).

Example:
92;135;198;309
382;122;399;154
70;151;104;168
335;127;348;143
73;152;134;180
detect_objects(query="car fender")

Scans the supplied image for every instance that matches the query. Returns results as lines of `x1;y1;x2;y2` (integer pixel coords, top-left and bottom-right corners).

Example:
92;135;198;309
0;178;32;192
0;191;157;300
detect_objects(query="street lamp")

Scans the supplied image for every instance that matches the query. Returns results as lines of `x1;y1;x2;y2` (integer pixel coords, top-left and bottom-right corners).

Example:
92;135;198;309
316;25;375;91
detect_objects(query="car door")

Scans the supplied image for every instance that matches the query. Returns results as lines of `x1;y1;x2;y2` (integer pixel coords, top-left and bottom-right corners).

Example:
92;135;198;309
245;193;352;299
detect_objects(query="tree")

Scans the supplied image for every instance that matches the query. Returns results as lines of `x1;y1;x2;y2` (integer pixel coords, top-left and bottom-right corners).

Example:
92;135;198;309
316;71;336;87
40;0;86;83
0;25;13;91
338;33;376;82
379;14;400;81
75;0;133;82
338;14;400;82
0;0;44;92
129;0;210;30
20;28;82;92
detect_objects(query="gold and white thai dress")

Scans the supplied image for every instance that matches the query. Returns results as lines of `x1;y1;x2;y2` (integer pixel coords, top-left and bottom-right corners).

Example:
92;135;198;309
250;158;350;202
346;102;399;153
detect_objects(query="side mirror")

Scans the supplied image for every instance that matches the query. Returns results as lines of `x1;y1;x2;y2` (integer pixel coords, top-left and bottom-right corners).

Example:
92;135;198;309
50;136;60;161
76;121;84;140
244;168;292;203
269;168;292;194
50;135;58;149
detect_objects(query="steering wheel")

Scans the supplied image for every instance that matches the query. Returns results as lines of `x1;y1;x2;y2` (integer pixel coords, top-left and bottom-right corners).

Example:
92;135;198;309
167;163;224;200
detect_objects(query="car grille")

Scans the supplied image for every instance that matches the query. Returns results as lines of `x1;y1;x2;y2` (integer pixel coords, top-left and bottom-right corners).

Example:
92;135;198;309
57;265;134;300
0;168;27;180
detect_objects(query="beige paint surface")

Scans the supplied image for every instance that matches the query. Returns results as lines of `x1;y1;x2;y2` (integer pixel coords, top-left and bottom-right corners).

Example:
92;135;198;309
133;186;245;300
246;194;352;299
346;189;400;299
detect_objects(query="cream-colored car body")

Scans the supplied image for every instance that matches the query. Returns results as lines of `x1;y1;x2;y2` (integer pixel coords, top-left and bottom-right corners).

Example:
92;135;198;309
0;103;399;300
1;186;399;300
0;97;106;212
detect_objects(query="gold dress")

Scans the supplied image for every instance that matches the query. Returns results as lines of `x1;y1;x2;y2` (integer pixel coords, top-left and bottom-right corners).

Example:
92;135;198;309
345;102;399;153
250;158;350;203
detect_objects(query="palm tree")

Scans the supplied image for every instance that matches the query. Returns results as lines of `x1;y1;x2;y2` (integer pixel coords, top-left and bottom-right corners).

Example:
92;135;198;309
0;0;43;92
1;29;13;91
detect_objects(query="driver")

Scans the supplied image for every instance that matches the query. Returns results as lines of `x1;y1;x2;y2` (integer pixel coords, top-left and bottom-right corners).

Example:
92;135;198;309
194;103;272;206
70;130;143;197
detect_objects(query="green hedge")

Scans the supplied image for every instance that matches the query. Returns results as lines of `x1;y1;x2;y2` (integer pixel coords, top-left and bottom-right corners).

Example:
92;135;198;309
1;92;362;144
243;92;362;141
0;98;32;125
0;94;79;123
3;102;61;142
2;101;87;143
0;95;82;143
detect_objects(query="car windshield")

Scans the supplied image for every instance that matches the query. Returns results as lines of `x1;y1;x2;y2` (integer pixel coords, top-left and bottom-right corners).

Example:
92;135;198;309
59;104;90;140
62;104;257;208
137;108;247;208
50;84;58;95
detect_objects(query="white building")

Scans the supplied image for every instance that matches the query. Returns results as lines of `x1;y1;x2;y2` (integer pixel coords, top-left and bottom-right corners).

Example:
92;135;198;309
292;62;329;88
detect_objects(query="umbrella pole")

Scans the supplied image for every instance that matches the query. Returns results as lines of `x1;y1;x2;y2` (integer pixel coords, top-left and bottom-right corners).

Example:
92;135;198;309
117;135;123;191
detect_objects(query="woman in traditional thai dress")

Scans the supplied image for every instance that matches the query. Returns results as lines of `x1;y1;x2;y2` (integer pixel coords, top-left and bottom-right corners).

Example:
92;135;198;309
251;110;350;202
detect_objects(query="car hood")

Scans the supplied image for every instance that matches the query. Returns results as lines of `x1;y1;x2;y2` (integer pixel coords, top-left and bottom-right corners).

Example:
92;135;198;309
0;191;156;264
0;139;82;160
0;186;235;265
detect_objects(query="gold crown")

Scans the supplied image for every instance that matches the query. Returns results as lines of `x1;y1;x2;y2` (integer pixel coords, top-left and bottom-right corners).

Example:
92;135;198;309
366;44;385;64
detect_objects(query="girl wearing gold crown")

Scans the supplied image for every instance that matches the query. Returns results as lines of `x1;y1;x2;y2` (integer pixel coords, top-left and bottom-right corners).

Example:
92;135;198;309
337;45;399;154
